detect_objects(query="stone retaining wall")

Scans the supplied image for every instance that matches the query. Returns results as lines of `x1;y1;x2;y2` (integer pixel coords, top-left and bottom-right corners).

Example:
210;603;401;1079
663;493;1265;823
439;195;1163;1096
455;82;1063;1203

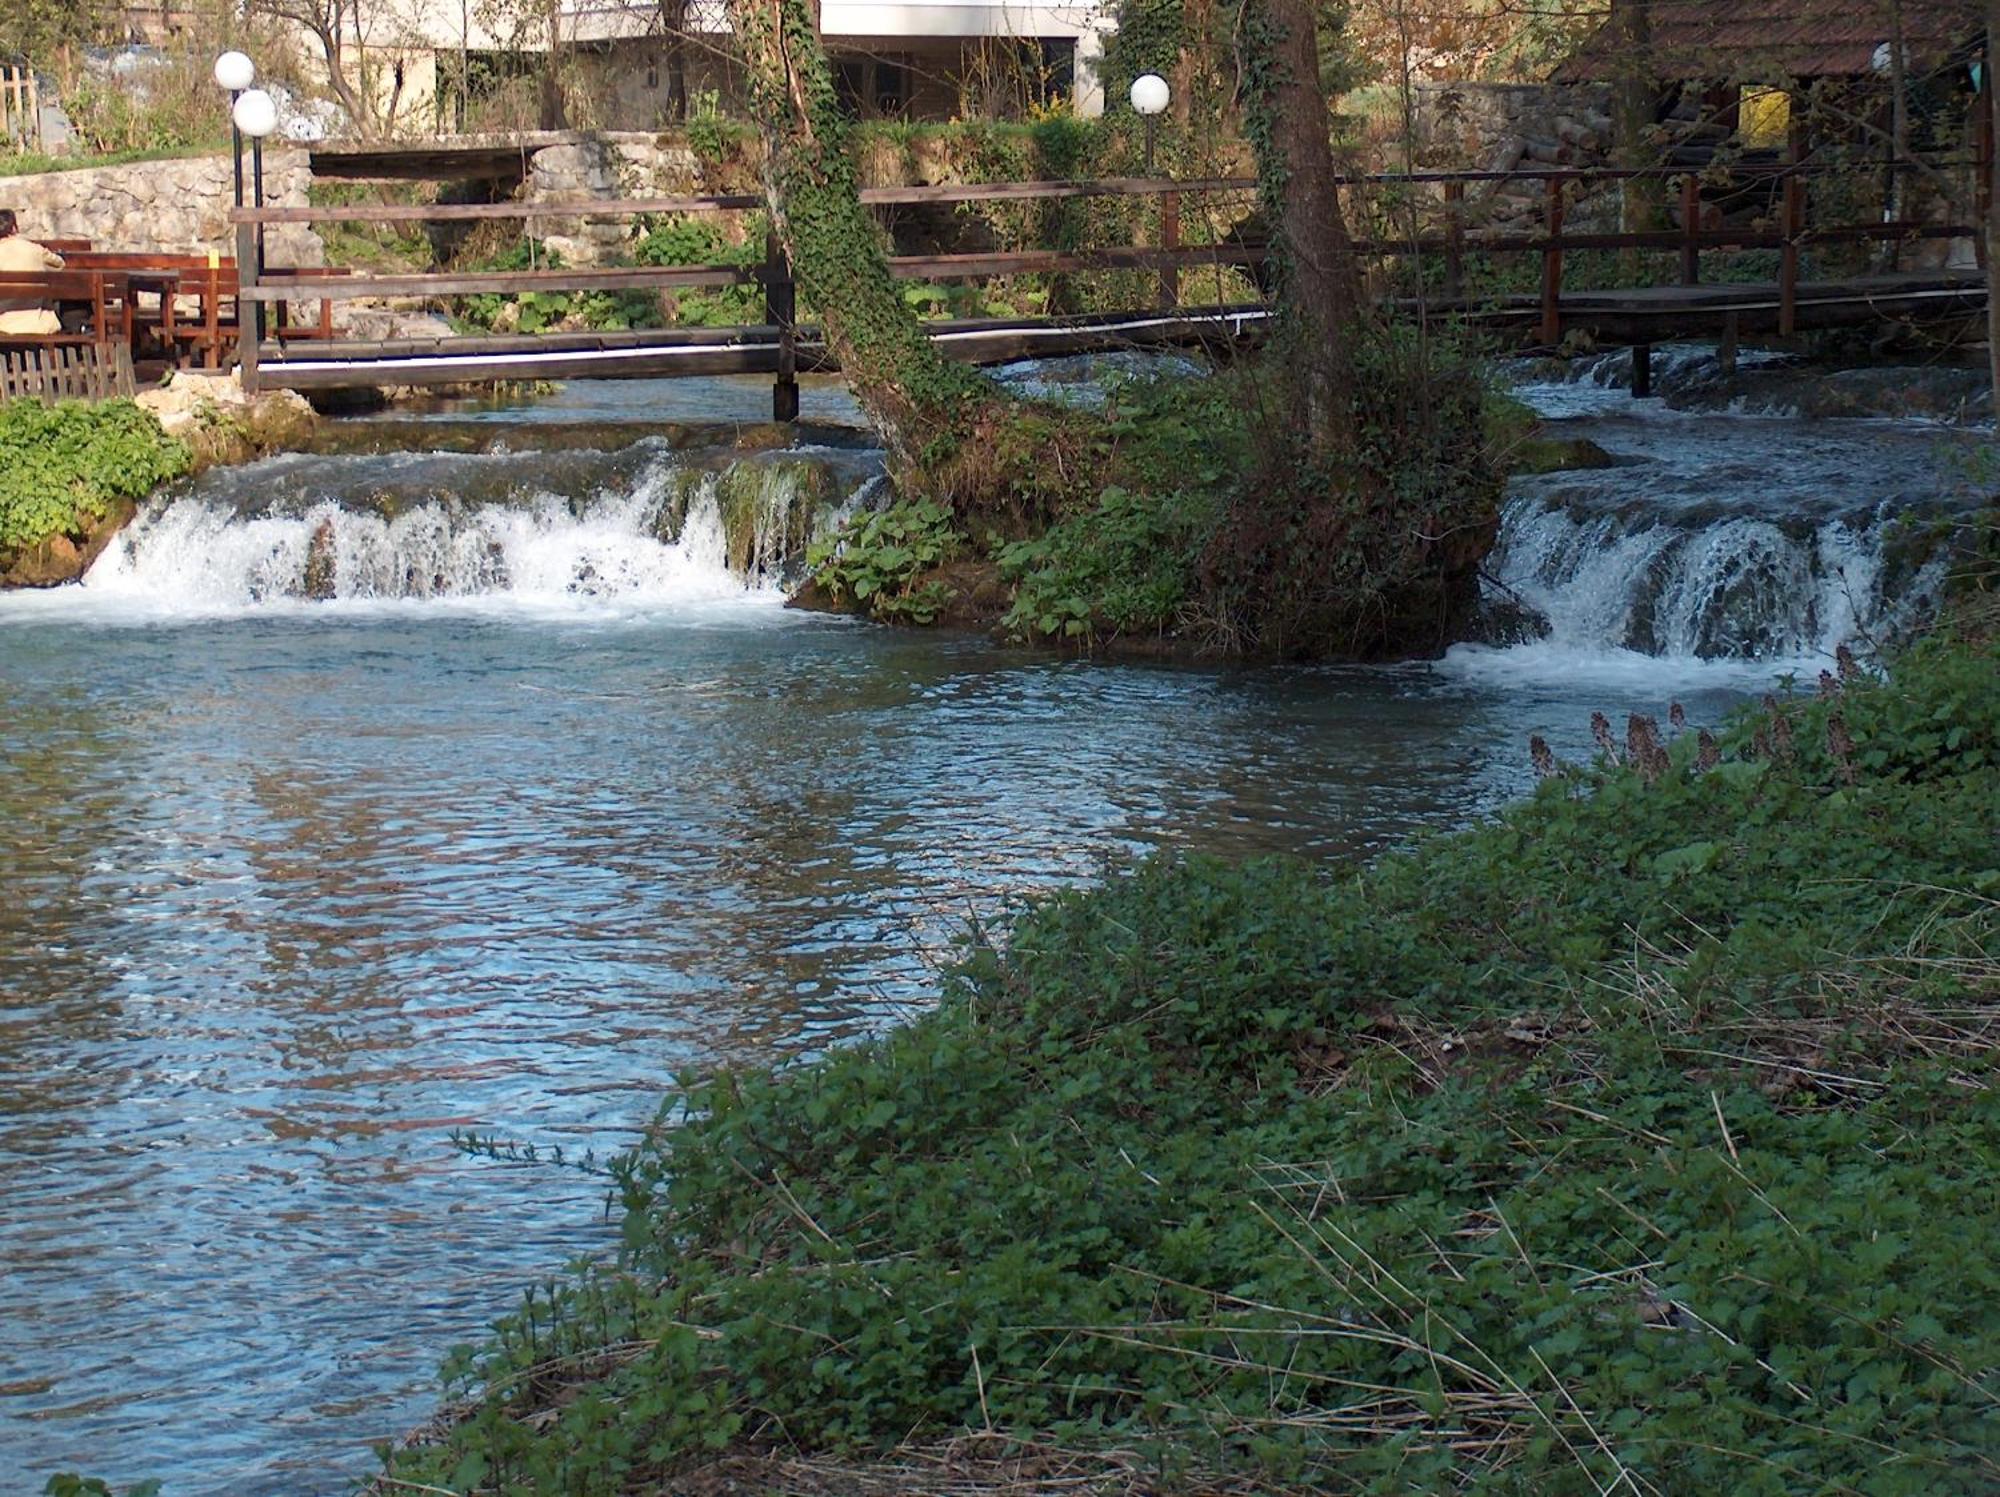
0;151;324;266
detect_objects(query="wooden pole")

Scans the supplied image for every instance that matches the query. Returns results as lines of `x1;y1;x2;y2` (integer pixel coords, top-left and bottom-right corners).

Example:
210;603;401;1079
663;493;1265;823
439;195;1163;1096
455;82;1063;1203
1679;174;1700;284
765;230;797;422
1631;341;1652;397
1158;188;1180;309
1540;175;1565;346
1780;129;1805;338
1979;56;1994;272
1443;179;1465;299
236;220;260;395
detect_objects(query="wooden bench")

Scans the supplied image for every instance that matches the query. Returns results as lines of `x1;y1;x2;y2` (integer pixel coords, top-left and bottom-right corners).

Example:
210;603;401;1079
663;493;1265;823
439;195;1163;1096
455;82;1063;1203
0;268;133;351
63;257;351;366
61;253;236;366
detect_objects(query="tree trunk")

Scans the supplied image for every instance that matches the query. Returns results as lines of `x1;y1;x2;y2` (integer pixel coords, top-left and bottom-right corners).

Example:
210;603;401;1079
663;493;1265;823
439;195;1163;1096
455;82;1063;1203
1611;0;1660;236
721;0;981;478
1240;0;1362;456
1886;0;1908;267
538;0;568;129
1987;6;2000;407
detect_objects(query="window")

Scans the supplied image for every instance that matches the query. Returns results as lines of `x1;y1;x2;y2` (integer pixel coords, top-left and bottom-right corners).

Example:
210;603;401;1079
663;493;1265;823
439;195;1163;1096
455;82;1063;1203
874;57;907;115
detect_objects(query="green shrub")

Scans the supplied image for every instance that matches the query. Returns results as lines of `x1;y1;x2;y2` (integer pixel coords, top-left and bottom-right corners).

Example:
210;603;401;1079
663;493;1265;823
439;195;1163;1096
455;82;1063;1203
0;399;191;556
384;638;2000;1495
805;499;963;624
631;216;765;327
993;371;1241;642
999;483;1217;640
455;240;662;334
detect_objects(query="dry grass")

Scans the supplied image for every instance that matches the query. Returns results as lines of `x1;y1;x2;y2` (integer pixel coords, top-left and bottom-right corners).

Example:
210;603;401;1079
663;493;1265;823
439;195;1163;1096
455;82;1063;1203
669;1435;1307;1495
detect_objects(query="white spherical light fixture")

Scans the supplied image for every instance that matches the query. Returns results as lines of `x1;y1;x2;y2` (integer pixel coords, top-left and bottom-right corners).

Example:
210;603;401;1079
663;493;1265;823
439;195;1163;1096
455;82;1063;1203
213;51;256;93
232;88;279;139
1130;72;1170;117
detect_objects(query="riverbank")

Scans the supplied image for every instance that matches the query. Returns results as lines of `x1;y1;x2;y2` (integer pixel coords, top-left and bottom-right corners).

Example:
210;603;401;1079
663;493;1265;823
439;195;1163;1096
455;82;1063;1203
377;628;1999;1495
0;380;317;588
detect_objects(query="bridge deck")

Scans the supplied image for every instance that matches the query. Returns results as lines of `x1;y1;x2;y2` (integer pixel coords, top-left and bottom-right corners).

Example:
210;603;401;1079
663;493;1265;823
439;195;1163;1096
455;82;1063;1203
251;272;1986;392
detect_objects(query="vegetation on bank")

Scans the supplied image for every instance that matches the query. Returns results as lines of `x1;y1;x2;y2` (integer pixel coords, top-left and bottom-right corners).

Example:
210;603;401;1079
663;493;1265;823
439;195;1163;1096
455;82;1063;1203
0;399;190;569
809;356;1502;657
382;634;2000;1495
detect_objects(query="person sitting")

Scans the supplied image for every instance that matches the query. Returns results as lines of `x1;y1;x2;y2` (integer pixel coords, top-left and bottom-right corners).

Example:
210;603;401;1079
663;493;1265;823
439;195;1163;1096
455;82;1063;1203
0;209;64;336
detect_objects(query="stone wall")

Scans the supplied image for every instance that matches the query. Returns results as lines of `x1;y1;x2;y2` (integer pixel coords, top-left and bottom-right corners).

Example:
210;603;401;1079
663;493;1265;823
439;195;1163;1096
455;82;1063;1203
1413;82;1613;172
0;151;324;266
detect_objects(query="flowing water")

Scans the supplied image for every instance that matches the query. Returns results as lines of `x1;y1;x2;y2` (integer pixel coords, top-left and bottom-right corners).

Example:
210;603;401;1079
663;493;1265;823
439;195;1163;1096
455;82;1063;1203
0;365;1985;1495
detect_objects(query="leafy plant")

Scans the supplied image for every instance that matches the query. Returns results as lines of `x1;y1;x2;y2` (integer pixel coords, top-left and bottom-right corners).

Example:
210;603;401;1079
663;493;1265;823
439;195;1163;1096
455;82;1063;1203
0;399;191;558
454;239;663;335
632;216;765;326
683;89;739;164
999;483;1216;641
805;499;962;623
42;1477;159;1497
380;638;2000;1497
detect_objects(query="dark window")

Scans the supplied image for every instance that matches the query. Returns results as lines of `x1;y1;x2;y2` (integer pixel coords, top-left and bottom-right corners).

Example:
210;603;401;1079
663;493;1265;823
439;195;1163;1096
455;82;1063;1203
874;57;907;115
1039;38;1074;105
834;59;867;117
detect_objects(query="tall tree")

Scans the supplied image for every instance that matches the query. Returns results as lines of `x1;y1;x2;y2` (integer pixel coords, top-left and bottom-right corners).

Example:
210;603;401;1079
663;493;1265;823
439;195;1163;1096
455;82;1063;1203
1237;0;1366;454
721;0;989;487
1609;0;1660;234
1988;0;2000;403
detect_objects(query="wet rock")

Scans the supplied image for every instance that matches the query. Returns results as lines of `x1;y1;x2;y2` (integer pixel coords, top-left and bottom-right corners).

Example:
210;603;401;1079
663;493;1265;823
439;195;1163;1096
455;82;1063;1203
0;501;137;589
301;518;337;600
1507;436;1621;476
1469;592;1553;647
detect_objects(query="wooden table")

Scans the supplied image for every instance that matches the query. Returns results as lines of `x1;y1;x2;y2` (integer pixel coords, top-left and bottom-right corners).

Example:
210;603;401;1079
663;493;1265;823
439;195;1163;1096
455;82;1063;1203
120;268;183;356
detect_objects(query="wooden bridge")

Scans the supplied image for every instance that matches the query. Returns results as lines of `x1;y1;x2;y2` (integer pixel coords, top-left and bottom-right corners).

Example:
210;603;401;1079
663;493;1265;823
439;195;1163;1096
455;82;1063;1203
228;161;1993;414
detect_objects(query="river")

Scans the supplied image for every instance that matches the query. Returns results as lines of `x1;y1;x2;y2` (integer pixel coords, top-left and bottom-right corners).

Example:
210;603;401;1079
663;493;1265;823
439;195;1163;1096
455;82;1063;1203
0;356;1983;1494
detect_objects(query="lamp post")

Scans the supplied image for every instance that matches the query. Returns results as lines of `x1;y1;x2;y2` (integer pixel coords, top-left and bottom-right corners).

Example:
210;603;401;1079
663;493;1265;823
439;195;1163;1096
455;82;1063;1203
1130;72;1170;175
232;87;279;351
213;51;255;214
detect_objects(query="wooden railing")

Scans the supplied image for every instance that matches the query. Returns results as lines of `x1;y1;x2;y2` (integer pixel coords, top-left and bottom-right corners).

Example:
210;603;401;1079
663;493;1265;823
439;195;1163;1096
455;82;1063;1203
228;159;1988;401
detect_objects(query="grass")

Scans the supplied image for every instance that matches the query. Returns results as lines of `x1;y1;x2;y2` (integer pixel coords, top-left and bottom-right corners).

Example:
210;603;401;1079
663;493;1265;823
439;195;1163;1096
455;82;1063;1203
0;142;231;178
374;629;2000;1496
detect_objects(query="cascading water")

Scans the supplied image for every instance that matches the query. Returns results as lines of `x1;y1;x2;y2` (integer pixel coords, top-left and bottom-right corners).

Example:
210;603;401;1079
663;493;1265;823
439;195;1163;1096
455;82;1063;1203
72;435;882;613
1468;349;1988;670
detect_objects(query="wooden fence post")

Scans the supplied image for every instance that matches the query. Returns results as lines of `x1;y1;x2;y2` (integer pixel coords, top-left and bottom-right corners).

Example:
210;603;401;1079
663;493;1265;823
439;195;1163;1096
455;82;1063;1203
765;230;798;423
1680;174;1701;285
1443;179;1465;300
1540;175;1565;346
1780;158;1805;339
1979;70;1994;272
1158;188;1180;310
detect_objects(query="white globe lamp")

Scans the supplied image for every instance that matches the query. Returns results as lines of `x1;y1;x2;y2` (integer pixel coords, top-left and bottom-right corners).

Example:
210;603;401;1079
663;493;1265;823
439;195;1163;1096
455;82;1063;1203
213;51;256;93
232;88;278;138
1130;73;1171;174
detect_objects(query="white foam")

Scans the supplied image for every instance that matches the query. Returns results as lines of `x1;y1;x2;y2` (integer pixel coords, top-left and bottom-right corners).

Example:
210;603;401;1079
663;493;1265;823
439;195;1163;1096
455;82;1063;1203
0;446;872;628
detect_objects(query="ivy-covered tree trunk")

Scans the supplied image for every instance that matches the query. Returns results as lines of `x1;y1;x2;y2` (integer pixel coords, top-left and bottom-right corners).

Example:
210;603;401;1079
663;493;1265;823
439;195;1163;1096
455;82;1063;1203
722;0;984;481
1988;1;2000;405
1610;0;1662;236
1238;0;1364;455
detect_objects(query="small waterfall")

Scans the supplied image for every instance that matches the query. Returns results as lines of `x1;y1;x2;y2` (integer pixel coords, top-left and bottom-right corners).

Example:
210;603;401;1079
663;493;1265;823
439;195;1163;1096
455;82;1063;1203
1475;348;1989;671
80;441;879;612
1485;497;1949;662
